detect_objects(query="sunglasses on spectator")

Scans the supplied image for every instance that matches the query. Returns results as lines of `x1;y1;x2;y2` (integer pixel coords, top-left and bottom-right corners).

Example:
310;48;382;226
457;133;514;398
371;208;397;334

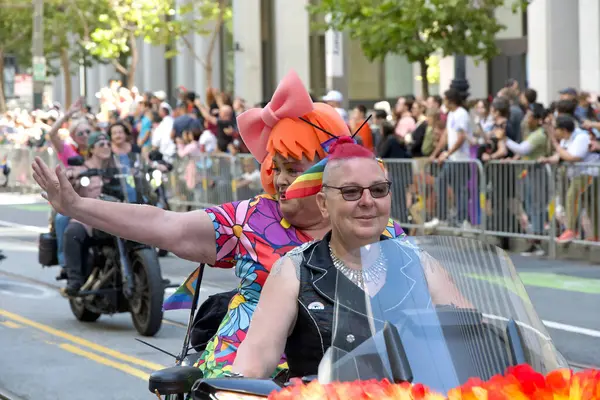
322;181;392;201
76;129;91;137
95;141;110;148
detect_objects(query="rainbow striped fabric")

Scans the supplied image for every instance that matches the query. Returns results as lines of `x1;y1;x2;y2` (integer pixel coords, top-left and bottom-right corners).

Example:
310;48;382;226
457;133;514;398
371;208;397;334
284;157;329;199
285;133;387;200
162;266;200;311
284;136;353;200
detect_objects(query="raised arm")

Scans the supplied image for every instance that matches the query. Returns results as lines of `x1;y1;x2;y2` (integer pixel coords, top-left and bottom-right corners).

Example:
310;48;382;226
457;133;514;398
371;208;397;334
232;256;300;378
32;157;216;263
47;98;84;152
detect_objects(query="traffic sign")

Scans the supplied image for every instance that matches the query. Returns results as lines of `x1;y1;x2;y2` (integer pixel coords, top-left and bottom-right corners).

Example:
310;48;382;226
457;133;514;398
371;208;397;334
32;56;46;82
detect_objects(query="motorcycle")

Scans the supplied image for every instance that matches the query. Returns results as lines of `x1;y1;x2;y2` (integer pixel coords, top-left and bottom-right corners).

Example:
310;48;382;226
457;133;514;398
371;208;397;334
38;154;166;337
148;149;173;258
146;236;569;399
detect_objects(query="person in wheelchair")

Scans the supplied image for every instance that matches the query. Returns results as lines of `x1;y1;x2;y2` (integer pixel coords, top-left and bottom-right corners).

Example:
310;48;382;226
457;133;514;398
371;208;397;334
61;132;113;296
230;139;471;379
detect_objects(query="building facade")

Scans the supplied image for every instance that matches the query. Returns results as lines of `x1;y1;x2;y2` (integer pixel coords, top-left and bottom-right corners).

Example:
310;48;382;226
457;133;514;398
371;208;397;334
50;0;599;110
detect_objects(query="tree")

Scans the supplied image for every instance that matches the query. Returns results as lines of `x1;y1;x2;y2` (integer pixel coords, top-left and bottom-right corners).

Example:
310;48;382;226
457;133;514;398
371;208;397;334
43;0;110;108
0;1;33;112
83;0;231;90
170;0;232;90
307;0;528;97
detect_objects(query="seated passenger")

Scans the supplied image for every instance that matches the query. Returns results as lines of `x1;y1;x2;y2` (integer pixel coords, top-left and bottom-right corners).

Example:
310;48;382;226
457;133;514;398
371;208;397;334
231;138;471;379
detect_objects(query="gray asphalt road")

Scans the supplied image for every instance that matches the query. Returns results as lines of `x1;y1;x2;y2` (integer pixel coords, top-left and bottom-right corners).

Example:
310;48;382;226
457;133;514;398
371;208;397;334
0;198;598;399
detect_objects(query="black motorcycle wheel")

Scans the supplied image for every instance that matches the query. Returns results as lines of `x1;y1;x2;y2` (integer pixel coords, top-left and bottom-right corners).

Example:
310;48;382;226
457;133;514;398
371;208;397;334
129;248;164;336
69;298;101;322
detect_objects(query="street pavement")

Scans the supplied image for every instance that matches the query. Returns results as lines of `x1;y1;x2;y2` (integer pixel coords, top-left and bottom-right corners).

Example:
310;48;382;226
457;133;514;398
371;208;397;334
0;194;599;399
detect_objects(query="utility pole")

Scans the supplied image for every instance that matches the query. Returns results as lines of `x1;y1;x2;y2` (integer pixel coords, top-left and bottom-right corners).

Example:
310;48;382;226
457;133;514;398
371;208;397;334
32;0;45;110
450;55;470;103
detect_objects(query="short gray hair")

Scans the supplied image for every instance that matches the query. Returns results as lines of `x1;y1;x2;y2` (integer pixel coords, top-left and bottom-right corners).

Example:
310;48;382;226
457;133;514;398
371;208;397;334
322;156;382;187
322;158;344;186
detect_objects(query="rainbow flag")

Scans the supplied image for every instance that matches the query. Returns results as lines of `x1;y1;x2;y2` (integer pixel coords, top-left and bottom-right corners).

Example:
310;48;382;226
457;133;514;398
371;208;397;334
162;267;200;311
320;137;339;152
285;157;328;199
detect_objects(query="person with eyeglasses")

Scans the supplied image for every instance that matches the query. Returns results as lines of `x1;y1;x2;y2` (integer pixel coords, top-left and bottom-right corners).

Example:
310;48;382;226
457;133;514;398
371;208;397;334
46;97;92;166
60;132;113;296
229;137;470;380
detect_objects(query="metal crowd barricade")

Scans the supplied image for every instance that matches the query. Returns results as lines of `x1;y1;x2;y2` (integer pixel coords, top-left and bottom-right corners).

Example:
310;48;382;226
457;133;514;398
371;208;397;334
383;159;422;233
421;159;486;234
484;160;557;258
2;143;600;259
554;162;600;248
0;144;58;192
166;152;261;209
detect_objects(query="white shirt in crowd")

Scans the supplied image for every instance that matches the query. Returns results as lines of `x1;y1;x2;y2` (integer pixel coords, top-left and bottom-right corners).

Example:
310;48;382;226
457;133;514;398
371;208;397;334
152;115;176;162
446;106;473;161
560;130;600;177
199;130;217;153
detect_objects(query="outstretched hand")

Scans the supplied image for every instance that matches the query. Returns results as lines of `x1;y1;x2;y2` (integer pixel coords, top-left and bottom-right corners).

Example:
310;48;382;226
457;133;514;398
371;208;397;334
31;157;81;216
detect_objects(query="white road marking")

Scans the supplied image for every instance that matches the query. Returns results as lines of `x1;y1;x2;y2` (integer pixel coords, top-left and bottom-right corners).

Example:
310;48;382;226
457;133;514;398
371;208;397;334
0;219;47;233
0;279;57;299
0;240;39;252
0;193;46;205
543;320;600;338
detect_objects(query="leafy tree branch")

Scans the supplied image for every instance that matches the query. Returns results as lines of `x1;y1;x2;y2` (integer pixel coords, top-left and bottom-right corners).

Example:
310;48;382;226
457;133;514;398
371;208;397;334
307;0;528;97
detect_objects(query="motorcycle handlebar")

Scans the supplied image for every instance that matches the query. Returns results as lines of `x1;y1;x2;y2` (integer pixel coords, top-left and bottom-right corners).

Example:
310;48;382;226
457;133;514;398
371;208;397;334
75;167;124;179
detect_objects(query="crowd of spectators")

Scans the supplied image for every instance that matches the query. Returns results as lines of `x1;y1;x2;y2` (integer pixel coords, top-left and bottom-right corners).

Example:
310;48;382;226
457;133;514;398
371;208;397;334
2;78;600;254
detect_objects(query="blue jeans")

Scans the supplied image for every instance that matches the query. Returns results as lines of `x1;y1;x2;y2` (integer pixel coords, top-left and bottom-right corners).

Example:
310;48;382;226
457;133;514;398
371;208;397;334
435;163;471;223
55;213;71;266
523;166;548;235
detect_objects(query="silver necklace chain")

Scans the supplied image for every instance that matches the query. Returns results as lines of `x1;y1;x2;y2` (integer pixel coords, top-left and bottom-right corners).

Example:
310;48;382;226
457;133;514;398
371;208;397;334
329;243;386;290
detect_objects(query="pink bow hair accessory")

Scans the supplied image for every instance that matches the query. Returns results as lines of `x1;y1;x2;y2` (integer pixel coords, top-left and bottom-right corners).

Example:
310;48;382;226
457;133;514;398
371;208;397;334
237;70;314;162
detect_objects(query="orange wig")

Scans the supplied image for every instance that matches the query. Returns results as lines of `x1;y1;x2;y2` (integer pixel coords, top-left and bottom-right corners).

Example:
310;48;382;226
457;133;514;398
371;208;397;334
236;70;350;195
261;103;350;194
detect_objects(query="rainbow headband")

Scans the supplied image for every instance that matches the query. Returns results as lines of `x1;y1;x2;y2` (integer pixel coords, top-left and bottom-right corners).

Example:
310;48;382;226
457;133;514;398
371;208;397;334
284;116;385;200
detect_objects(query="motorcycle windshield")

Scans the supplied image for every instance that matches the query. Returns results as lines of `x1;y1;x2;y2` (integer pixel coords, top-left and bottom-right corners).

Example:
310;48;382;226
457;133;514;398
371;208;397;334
317;236;568;394
111;153;153;204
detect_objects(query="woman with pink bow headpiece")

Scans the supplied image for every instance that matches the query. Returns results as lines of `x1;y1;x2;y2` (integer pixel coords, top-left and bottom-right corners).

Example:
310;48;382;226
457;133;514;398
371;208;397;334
31;70;405;378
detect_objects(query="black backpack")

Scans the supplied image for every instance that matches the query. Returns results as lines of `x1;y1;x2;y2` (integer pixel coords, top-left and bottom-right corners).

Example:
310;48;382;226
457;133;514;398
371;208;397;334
190;289;238;352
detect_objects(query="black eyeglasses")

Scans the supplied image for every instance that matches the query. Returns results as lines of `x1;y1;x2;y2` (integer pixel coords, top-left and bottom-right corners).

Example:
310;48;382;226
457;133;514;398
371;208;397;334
323;181;391;201
76;129;91;137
